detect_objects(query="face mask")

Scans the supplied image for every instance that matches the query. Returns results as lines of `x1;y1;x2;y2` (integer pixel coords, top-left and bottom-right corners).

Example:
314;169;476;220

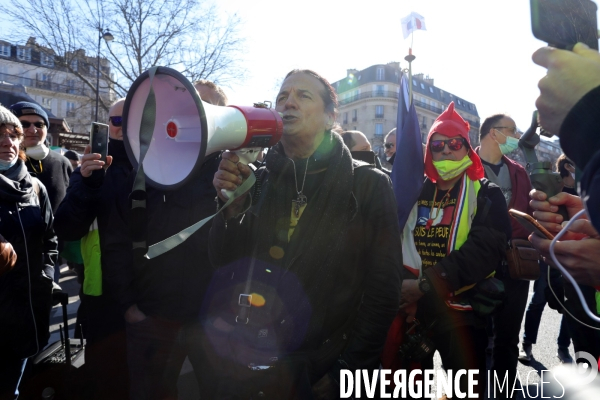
432;154;473;181
570;172;576;180
0;158;17;171
26;143;49;161
495;130;519;155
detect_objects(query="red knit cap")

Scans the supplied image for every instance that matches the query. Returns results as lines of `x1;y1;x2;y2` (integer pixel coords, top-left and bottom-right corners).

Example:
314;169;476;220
424;101;484;182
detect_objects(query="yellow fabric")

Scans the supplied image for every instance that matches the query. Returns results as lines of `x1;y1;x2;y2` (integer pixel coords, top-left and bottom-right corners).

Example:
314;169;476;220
81;229;102;296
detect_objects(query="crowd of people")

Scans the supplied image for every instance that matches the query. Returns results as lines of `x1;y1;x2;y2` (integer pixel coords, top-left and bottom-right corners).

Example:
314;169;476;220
0;40;599;400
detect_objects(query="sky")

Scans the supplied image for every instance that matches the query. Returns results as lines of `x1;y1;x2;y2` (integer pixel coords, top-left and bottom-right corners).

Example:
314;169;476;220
218;0;597;133
0;0;596;134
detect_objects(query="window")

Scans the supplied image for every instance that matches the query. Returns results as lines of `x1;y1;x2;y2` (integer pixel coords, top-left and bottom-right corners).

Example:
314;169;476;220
343;112;348;124
40;52;54;67
17;47;31;61
66;101;76;117
352;109;357;122
41;97;52;108
412;79;417;87
376;67;385;81
429;87;434;93
375;123;383;135
457;99;462;105
0;44;10;57
375;105;384;118
70;59;78;71
420;83;425;89
375;85;384;96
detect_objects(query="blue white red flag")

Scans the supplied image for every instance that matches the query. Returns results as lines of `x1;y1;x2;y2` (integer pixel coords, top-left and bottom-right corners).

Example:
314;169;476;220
401;12;427;39
391;73;424;230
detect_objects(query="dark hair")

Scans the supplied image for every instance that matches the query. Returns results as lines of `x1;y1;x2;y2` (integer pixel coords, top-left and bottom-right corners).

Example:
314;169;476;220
342;132;356;149
64;150;79;162
556;153;574;178
283;69;338;115
480;114;508;139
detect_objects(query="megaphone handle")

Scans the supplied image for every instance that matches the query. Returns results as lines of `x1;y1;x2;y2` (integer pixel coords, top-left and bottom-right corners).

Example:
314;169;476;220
221;148;262;199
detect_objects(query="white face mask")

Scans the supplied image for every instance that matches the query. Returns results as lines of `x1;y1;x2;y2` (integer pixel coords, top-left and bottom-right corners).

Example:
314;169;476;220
26;143;49;161
571;172;576;180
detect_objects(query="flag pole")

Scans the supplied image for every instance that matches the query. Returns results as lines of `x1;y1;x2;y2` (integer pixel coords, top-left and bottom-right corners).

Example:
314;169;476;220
404;48;416;104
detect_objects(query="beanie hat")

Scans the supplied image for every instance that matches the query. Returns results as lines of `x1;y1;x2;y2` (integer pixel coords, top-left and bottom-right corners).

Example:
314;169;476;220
9;101;50;129
424;101;484;182
63;150;79;162
0;104;23;129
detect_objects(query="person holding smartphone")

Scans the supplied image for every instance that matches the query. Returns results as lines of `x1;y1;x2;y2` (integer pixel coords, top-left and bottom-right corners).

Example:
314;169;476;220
533;42;600;233
53;98;132;399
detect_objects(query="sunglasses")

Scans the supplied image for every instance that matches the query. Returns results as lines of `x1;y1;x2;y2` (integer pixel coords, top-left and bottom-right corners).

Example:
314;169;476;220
430;138;467;153
109;116;123;127
21;121;46;129
384;142;395;149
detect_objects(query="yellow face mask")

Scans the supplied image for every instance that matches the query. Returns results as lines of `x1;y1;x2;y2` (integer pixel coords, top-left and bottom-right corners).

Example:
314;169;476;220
432;154;473;181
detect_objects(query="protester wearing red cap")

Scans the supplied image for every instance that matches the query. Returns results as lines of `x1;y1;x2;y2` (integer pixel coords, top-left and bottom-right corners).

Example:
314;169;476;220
398;102;512;398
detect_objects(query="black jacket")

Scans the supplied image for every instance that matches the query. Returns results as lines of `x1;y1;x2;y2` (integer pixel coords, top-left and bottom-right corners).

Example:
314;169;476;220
26;150;73;213
414;178;512;330
54;140;133;299
0;162;57;358
209;161;403;376
104;153;221;320
560;85;600;232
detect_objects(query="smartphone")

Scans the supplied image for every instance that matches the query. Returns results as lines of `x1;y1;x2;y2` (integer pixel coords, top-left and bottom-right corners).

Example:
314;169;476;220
531;0;599;50
90;123;109;162
509;209;555;239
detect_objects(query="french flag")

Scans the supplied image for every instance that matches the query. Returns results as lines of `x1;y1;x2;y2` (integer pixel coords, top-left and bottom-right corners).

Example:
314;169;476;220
391;73;424;230
401;12;427;39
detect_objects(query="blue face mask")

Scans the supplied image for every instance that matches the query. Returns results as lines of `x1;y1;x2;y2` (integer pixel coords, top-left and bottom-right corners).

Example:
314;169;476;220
0;158;17;171
495;129;519;155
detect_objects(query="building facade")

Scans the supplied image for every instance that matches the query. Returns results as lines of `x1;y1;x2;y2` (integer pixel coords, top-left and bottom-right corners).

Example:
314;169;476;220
0;37;114;147
331;62;481;163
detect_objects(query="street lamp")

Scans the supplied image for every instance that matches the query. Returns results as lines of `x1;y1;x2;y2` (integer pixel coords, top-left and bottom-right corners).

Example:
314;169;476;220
95;27;114;122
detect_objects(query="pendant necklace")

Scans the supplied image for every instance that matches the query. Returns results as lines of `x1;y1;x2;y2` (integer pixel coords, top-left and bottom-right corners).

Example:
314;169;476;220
290;157;309;217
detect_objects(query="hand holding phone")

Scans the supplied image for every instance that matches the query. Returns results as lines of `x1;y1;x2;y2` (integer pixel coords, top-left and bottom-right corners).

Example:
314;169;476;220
509;209;555;239
90;123;109;162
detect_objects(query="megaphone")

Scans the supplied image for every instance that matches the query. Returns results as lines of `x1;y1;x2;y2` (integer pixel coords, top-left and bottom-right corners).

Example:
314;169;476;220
123;66;283;190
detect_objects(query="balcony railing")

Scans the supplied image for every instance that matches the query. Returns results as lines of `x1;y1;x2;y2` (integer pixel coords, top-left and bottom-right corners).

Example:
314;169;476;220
375;114;384;119
0;72;102;97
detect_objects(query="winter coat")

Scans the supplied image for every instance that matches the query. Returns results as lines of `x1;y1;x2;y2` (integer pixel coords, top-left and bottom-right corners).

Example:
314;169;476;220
0;161;57;359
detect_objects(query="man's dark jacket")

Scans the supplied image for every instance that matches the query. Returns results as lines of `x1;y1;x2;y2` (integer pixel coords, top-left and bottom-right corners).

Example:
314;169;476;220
103;154;220;321
209;161;403;378
560;86;600;231
26;150;73;213
54;140;133;299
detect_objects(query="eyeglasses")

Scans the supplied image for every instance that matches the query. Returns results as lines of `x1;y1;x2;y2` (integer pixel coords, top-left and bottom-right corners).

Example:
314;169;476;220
0;132;22;142
109;116;123;127
493;126;519;136
430;138;467;153
21;121;46;129
384;142;395;149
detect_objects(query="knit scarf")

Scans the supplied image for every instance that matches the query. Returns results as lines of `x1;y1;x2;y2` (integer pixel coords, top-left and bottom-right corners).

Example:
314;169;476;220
255;132;355;347
0;160;34;203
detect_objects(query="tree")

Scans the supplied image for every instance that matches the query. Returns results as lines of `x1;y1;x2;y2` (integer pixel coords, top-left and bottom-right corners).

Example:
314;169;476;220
5;0;245;118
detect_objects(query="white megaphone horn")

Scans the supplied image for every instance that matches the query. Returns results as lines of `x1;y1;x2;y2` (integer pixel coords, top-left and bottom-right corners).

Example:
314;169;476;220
123;67;283;191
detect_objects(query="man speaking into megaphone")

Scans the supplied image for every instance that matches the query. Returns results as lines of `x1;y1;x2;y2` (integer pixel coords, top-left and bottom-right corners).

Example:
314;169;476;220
208;69;403;398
